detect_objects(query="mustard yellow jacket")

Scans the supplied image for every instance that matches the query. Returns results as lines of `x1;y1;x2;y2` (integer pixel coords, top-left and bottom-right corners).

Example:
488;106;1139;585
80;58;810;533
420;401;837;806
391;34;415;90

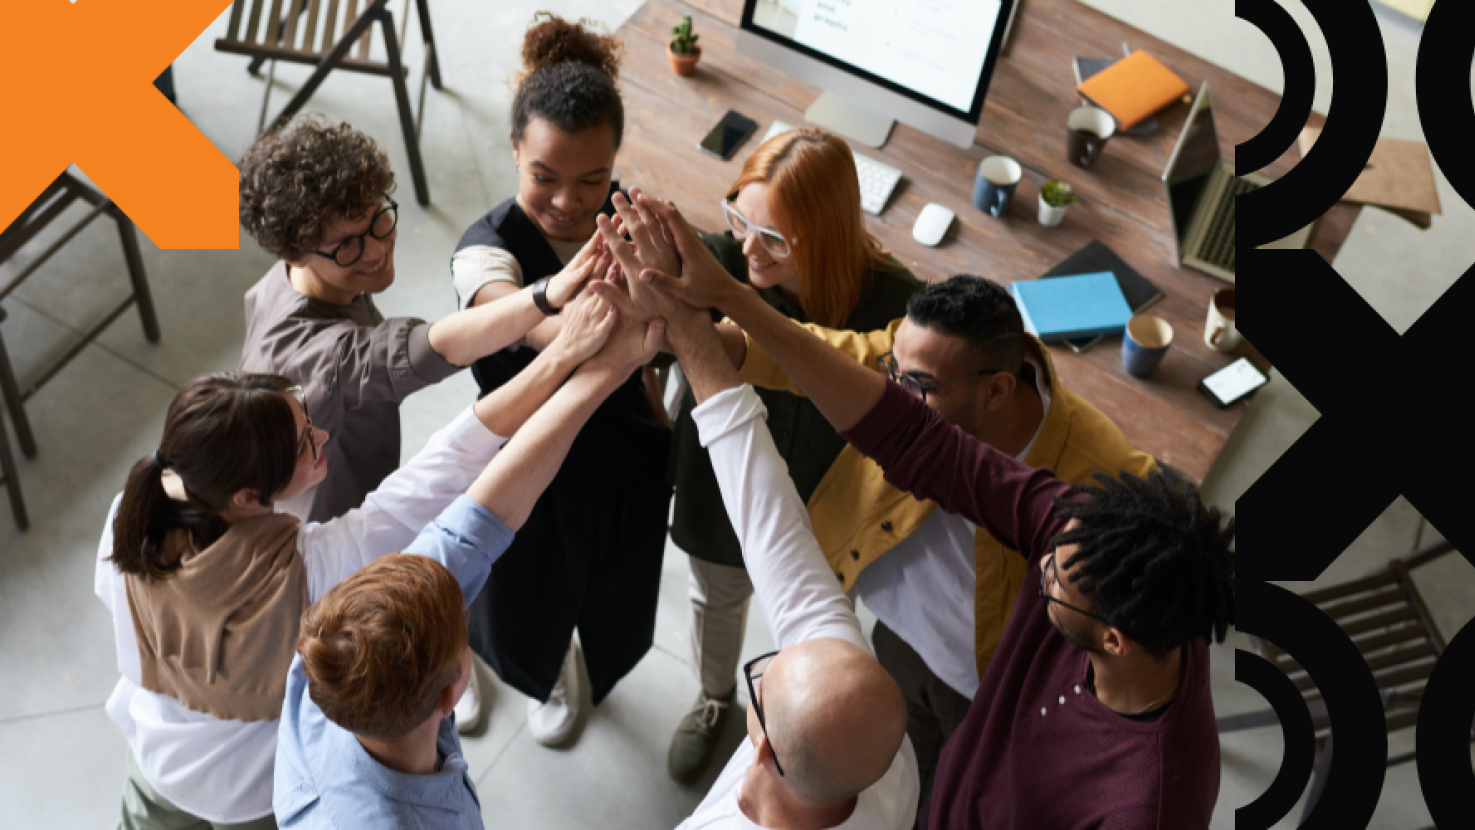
738;319;1157;679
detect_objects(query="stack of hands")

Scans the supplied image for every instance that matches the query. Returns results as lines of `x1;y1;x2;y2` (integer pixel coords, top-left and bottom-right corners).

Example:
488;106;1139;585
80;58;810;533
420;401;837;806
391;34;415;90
538;186;750;378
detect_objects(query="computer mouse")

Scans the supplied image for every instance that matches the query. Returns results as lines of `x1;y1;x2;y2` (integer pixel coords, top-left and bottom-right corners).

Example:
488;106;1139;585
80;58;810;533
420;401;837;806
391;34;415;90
913;203;954;247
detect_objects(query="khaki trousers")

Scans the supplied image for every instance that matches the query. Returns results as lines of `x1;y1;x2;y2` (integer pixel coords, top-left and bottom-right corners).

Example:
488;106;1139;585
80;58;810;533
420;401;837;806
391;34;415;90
119;751;278;830
687;557;754;697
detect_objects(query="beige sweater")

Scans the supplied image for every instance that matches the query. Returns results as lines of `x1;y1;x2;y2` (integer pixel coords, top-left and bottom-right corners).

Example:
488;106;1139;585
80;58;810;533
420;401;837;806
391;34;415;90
124;510;307;722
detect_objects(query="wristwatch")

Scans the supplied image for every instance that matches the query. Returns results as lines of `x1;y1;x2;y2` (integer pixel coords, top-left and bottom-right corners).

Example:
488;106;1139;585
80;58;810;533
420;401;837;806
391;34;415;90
531;276;561;316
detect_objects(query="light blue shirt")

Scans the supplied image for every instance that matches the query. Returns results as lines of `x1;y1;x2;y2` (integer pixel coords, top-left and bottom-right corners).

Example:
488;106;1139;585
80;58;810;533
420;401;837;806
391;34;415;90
273;496;514;830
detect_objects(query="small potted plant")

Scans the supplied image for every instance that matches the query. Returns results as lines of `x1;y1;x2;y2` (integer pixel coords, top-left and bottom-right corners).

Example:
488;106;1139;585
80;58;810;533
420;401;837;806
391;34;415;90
669;16;701;77
1038;180;1076;226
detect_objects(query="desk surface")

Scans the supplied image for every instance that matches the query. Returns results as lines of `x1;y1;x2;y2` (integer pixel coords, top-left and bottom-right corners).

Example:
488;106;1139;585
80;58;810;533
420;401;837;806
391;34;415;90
612;0;1360;482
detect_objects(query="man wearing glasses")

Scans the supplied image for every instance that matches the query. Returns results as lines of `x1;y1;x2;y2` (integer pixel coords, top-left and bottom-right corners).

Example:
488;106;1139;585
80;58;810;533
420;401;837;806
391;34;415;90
619;195;1231;829
237;117;611;732
714;274;1155;826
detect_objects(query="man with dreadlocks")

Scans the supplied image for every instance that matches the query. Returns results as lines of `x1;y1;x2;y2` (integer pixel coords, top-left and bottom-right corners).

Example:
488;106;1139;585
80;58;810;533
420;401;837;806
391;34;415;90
629;195;1235;828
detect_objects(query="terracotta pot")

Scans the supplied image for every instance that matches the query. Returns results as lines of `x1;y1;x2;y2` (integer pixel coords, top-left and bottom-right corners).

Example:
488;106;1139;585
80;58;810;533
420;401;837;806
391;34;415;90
668;43;701;77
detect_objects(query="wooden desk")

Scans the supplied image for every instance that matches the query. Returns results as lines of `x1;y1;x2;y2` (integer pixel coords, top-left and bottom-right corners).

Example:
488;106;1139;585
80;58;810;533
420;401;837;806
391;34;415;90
612;0;1362;482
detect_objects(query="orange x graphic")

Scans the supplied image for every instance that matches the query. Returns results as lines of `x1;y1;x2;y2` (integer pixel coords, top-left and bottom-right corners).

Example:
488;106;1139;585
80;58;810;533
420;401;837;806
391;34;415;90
1;0;238;249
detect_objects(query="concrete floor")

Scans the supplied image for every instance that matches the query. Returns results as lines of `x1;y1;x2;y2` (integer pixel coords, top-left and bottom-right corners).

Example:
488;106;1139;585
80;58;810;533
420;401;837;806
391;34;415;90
0;0;1470;828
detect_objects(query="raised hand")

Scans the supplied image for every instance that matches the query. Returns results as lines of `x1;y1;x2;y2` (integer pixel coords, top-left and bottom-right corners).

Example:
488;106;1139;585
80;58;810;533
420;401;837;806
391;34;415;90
630;195;747;313
549;290;618;366
586;301;667;377
547;232;613;309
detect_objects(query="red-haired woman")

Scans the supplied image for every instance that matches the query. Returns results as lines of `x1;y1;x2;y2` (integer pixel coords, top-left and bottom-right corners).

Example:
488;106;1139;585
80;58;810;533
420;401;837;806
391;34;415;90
664;128;920;783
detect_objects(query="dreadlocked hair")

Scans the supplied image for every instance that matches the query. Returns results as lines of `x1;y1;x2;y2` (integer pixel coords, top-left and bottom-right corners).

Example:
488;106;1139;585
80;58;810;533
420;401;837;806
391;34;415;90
1049;470;1234;657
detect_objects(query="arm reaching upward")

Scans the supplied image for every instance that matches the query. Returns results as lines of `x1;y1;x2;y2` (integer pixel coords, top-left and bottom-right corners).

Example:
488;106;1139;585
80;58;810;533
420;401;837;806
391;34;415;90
430;232;611;365
633;195;887;433
468;308;667;531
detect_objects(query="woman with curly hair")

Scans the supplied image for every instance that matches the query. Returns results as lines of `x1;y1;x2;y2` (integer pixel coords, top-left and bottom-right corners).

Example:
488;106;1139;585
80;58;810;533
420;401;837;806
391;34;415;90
236;117;613;732
449;13;672;748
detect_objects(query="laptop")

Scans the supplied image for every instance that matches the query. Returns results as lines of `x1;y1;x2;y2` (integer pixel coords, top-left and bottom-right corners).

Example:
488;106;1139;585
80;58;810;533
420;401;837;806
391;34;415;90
1162;82;1313;283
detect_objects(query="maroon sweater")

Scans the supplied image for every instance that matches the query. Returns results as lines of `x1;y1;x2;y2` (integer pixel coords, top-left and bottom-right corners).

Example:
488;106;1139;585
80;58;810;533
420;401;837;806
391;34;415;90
843;380;1219;830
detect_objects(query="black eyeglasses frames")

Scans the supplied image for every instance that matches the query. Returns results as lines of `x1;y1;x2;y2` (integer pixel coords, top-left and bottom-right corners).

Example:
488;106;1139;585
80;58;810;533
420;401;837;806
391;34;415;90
744;651;785;776
313;197;399;268
1039;553;1113;627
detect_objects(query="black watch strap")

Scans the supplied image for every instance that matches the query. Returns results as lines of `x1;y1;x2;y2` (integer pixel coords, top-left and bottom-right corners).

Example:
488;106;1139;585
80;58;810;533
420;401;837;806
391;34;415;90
532;276;560;316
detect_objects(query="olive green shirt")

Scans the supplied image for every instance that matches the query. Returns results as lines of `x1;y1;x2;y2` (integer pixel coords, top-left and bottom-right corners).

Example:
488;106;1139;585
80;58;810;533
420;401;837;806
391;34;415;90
668;231;921;567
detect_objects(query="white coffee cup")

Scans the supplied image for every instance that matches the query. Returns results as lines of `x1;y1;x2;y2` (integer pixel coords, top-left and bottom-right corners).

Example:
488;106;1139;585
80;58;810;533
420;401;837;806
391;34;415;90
1205;287;1241;352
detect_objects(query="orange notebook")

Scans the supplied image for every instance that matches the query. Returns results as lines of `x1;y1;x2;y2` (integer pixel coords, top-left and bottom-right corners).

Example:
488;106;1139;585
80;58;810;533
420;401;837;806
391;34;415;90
1076;51;1190;130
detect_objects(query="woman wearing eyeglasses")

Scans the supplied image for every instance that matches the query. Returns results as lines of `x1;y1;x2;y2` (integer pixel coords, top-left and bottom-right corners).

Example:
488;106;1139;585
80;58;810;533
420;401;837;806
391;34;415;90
94;291;619;829
664;127;920;784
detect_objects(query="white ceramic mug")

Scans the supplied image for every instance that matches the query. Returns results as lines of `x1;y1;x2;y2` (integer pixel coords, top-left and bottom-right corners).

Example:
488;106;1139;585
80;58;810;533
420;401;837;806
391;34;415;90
1205;287;1240;352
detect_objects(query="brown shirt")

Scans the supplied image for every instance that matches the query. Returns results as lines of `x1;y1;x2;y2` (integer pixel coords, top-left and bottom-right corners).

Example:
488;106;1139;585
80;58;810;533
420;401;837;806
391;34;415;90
125;511;308;723
240;263;460;523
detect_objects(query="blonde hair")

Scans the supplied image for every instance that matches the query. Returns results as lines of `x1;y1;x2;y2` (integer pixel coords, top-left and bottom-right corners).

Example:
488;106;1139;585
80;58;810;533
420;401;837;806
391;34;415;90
729;128;898;327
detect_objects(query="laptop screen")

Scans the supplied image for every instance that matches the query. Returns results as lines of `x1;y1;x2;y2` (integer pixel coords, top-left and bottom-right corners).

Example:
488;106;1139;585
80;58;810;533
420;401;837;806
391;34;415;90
1163;83;1221;253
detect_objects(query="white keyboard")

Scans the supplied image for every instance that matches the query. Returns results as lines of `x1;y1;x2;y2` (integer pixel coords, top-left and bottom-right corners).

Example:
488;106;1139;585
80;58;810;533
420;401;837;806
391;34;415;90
762;121;901;215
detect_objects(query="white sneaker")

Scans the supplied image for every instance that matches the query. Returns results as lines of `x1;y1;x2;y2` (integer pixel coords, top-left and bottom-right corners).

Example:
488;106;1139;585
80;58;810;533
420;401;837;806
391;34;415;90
527;641;581;746
454;667;483;734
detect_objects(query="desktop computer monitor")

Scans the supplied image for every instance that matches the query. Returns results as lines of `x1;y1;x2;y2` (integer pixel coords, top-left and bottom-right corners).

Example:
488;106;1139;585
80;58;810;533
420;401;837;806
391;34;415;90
738;0;1017;149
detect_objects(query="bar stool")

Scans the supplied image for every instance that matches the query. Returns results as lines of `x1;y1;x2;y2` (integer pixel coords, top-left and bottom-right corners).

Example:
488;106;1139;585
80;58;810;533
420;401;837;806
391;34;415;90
0;306;29;530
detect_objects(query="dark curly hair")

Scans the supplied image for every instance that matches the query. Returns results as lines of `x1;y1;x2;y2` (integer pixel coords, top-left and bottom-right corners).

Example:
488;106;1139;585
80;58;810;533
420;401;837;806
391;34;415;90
238;116;396;261
1051;470;1235;657
511;13;625;149
905;275;1027;376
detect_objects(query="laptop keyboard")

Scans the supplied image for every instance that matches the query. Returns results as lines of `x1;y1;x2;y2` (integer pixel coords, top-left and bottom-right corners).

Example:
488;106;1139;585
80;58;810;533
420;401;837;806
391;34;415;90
1200;177;1260;271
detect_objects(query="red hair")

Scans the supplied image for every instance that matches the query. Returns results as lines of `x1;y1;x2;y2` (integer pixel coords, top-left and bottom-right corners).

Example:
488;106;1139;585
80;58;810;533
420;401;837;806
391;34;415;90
298;554;468;738
729;128;899;327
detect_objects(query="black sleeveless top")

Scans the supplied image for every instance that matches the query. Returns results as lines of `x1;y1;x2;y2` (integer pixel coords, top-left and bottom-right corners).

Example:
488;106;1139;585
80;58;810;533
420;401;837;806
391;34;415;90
452;187;673;704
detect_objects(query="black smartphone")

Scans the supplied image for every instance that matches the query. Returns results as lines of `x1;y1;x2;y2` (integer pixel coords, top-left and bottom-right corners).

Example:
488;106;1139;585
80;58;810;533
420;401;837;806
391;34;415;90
1198;357;1269;408
700;110;759;161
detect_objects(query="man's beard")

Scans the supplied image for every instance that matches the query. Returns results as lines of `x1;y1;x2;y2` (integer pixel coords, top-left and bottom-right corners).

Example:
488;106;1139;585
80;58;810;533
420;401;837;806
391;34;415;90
1049;607;1104;656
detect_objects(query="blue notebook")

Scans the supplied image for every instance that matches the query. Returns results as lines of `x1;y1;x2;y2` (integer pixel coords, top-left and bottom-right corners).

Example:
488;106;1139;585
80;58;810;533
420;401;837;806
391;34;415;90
1010;272;1133;342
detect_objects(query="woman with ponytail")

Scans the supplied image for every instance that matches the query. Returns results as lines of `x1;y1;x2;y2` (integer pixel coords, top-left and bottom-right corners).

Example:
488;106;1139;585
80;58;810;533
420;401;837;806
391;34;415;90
662;129;922;783
449;13;672;748
94;290;619;829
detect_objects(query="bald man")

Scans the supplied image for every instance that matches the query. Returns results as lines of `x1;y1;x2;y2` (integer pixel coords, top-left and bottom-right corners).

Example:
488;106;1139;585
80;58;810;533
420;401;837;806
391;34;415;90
651;280;918;830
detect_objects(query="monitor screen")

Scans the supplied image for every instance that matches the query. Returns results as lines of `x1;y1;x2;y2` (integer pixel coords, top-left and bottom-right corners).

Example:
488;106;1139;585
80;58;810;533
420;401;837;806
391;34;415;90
1164;85;1221;247
745;0;1008;120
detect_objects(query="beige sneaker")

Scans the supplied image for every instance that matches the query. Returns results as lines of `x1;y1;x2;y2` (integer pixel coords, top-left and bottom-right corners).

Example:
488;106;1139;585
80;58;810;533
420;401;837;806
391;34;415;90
667;689;734;783
453;667;483;734
527;641;581;747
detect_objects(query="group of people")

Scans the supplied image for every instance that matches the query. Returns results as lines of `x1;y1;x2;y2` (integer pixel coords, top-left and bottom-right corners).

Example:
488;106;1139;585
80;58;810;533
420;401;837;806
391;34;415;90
94;13;1235;830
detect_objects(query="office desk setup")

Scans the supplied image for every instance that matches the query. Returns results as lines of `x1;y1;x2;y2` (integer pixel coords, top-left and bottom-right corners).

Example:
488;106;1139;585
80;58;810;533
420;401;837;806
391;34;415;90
609;0;1362;483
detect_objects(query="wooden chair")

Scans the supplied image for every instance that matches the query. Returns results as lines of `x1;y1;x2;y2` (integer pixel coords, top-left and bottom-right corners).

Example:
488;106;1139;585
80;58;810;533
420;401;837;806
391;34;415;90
0;171;159;467
1217;537;1470;822
215;0;442;206
0;307;28;530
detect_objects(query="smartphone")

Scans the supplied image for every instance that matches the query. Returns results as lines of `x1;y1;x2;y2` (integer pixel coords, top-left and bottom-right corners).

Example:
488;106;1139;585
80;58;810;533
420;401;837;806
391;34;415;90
1198;357;1269;408
700;110;759;161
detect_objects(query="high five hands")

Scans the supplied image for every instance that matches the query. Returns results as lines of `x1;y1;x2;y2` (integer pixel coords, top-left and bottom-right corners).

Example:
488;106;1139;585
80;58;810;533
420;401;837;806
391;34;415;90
590;188;748;327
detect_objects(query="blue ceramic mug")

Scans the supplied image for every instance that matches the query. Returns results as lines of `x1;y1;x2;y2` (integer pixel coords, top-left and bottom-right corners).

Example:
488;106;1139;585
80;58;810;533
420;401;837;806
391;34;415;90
973;156;1023;218
1122;315;1173;378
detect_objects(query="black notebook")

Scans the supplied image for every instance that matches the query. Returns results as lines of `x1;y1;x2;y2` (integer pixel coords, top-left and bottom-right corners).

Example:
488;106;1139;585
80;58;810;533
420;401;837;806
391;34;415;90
1038;241;1164;353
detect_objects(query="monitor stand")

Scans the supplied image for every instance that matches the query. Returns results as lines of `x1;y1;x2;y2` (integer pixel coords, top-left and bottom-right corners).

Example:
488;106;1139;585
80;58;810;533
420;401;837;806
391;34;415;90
805;92;894;149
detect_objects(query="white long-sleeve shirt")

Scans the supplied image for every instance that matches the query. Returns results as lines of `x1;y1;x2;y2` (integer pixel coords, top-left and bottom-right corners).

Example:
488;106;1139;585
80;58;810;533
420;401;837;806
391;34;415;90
679;384;918;830
94;406;506;823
